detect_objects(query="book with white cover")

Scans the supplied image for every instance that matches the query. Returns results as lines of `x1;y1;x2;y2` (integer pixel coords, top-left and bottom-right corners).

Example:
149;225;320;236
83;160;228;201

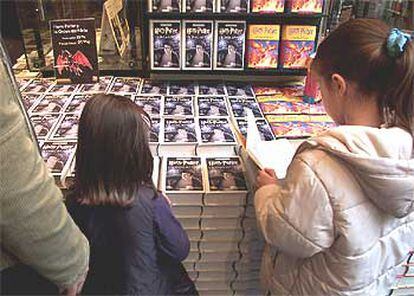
196;96;229;117
134;95;163;117
161;157;205;205
163;96;194;117
204;157;248;205
159;118;198;156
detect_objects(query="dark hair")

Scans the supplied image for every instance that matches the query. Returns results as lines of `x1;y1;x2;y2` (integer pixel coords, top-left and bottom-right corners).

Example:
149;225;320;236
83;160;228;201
313;19;414;132
72;94;154;206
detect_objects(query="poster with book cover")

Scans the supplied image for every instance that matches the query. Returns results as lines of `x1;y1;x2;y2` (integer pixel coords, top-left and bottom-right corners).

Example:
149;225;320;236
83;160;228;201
22;78;55;93
199;118;235;143
134;96;162;117
219;0;249;13
247;25;280;69
214;21;246;71
288;0;323;13
197;96;229;117
280;25;317;69
236;118;275;141
21;94;42;111
206;157;247;191
30;94;71;114
228;97;263;118
151;21;181;70
165;157;204;192
225;83;254;97
185;0;214;12
30;114;61;140
66;94;94;114
251;0;285;13
163;118;198;143
41;141;76;176
139;79;168;95
50;113;80;140
183;21;213;70
168;82;196;95
78;76;113;93
150;118;161;143
149;0;180;12
50;18;98;84
108;77;141;93
198;83;226;95
163;96;194;116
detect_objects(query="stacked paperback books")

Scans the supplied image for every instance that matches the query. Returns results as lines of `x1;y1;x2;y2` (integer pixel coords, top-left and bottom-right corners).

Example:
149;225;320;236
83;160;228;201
150;20;318;71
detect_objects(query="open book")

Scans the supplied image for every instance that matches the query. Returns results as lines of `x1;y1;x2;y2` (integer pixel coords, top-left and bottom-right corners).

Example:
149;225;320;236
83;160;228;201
245;111;297;179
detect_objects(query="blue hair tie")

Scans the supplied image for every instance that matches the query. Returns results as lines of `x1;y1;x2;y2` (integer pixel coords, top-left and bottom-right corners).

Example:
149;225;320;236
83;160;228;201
386;28;412;58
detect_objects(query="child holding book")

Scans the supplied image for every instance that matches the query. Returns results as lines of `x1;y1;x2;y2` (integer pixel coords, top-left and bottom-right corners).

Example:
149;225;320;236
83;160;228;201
255;19;414;295
66;94;195;295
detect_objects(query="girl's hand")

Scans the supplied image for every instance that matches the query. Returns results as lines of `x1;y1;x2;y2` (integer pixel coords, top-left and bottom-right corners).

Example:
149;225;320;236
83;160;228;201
257;168;278;188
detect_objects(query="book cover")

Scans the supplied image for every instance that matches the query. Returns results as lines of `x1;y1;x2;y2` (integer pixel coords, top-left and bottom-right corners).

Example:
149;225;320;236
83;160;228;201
168;82;197;95
198;83;226;95
17;78;33;91
21;94;43;111
289;0;323;13
30;114;62;140
22;78;55;93
134;95;162;117
236;118;275;141
139;79;168;95
151;21;181;70
51;113;80;140
149;0;180;12
165;157;204;192
280;83;305;97
257;96;309;114
219;0;249;12
253;86;284;96
280;25;317;69
228;97;263;118
163;118;198;143
66;94;93;114
197;96;229;117
225;83;254;97
150;118;161;143
247;25;280;69
206;157;247;191
48;83;79;93
50;18;98;84
78;76;113;93
30;94;71;114
40;141;76;176
108;77;141;93
185;0;214;12
163;96;194;116
214;21;246;71
199;118;235;143
251;0;285;13
183;21;213;70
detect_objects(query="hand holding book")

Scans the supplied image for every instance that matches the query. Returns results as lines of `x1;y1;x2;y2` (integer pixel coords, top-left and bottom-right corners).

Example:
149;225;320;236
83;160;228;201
256;168;278;188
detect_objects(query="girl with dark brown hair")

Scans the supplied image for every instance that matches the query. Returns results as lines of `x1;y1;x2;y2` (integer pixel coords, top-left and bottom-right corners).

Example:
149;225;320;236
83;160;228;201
255;19;414;295
66;94;194;295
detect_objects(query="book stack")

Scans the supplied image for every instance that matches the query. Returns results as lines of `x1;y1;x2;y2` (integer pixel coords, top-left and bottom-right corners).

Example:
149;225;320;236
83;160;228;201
159;155;263;295
391;250;414;296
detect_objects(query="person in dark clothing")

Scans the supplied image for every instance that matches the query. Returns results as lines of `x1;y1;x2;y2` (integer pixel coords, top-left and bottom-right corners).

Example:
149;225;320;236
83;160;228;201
66;94;194;295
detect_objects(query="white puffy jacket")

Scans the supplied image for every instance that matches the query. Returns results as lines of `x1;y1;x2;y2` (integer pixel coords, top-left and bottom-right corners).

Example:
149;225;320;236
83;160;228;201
255;125;414;296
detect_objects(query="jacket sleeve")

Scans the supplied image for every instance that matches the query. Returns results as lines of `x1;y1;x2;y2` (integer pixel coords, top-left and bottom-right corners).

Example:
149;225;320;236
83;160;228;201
0;44;89;289
153;194;190;262
254;156;335;258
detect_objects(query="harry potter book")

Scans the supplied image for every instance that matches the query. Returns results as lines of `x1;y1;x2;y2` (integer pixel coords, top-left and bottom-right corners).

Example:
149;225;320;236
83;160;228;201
30;114;62;140
30;94;71;114
65;94;93;114
228;97;264;118
108;77;141;93
134;95;163;117
225;82;254;97
197;117;237;156
280;25;317;69
236;118;274;141
163;96;194;117
50;113;80;140
196;96;229;117
150;20;181;70
159;118;198;156
149;0;180;12
198;83;226;95
288;0;323;13
139;79;169;95
247;24;280;69
183;21;213;70
40;141;76;178
214;21;246;71
185;0;214;12
251;0;284;13
168;82;197;95
219;0;249;13
78;76;113;93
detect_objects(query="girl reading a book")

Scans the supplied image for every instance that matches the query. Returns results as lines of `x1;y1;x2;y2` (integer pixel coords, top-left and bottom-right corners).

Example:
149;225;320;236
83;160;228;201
66;94;196;295
255;19;414;295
